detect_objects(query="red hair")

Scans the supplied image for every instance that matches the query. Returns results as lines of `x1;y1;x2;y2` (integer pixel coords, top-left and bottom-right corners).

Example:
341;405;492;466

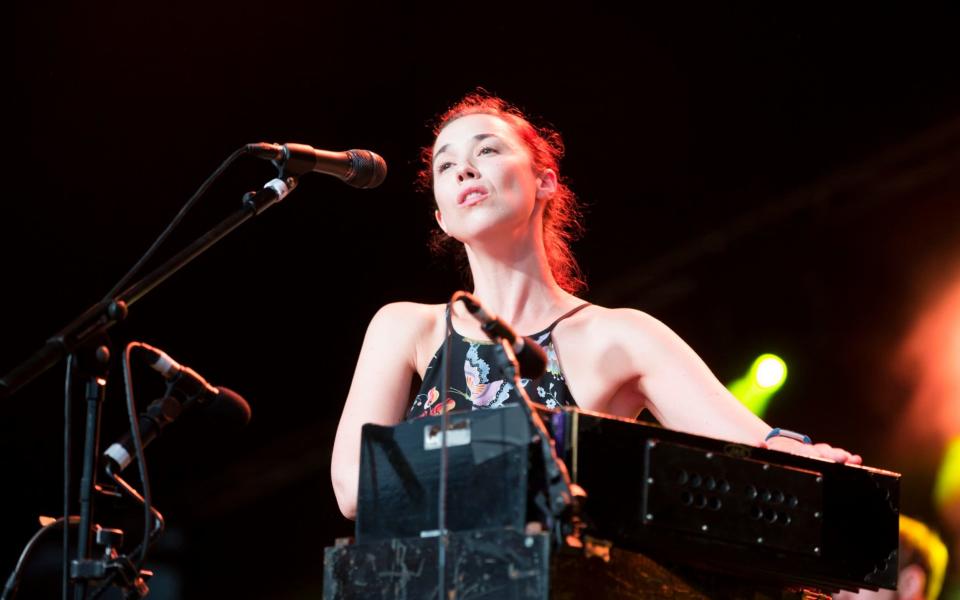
417;90;587;295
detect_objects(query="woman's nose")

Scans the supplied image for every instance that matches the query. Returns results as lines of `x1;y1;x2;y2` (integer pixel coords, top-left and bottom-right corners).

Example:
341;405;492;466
456;163;479;182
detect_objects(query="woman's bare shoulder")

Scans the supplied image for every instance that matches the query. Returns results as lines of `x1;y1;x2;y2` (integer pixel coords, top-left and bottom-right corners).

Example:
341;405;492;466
368;301;443;333
368;301;444;343
367;302;447;362
568;304;668;341
561;305;693;377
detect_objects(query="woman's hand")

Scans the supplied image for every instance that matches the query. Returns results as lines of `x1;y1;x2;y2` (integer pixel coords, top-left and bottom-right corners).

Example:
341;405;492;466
760;436;863;465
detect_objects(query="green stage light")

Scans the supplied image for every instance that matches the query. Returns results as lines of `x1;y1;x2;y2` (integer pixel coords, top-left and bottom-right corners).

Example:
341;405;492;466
933;436;960;510
755;354;787;388
727;354;787;417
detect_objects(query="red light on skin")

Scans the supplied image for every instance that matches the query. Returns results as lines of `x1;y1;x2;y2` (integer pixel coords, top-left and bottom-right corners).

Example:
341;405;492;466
897;266;960;451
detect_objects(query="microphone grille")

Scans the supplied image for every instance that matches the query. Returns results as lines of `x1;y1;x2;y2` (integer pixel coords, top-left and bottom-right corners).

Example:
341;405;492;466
347;150;387;189
210;387;253;429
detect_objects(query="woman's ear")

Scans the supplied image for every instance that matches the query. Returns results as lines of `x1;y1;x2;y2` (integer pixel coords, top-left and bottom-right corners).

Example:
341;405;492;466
536;168;558;200
435;209;448;234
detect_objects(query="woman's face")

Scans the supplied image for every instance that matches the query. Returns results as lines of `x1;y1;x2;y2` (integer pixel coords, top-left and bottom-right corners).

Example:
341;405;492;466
431;113;554;243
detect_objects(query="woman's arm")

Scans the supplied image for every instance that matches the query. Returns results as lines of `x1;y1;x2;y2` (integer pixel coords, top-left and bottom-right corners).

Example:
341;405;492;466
607;308;861;464
330;302;431;519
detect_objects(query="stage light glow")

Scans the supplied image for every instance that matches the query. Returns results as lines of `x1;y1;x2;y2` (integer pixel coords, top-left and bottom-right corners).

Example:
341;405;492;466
727;354;788;417
934;436;960;510
755;354;787;389
897;266;960;456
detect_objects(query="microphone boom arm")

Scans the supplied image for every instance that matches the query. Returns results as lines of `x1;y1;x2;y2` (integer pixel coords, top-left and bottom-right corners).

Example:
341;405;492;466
0;169;292;401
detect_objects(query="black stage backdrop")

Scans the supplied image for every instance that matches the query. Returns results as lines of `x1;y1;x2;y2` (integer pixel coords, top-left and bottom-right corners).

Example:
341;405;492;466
5;4;960;597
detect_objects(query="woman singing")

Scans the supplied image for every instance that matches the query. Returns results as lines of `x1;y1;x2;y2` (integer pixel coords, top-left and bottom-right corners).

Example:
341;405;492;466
331;91;860;519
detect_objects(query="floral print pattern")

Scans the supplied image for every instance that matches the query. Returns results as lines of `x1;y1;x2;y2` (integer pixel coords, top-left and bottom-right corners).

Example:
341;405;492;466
407;304;589;420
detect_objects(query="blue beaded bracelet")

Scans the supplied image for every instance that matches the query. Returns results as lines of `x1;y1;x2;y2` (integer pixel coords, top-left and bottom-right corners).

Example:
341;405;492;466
765;428;812;445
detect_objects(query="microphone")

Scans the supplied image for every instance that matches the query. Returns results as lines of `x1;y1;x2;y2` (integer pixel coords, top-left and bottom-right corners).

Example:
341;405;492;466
102;347;252;473
457;293;548;379
143;344;220;401
246;142;387;189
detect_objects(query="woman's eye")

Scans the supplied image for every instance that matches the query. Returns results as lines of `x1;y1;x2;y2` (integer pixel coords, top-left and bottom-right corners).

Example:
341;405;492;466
436;146;495;174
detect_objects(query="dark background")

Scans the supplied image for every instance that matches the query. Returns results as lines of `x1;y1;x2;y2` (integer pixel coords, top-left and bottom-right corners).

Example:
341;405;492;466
5;3;960;597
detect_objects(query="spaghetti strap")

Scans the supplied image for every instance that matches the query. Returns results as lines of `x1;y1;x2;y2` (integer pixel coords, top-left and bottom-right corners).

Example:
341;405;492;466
544;302;591;333
409;301;587;419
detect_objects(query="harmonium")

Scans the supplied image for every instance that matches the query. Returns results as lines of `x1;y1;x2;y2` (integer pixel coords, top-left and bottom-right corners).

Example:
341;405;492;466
324;405;900;599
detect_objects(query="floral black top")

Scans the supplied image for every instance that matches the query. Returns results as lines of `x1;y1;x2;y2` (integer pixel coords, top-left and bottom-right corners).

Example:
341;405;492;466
407;304;590;420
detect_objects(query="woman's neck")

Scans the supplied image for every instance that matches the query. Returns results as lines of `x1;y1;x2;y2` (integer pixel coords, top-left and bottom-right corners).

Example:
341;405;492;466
462;234;579;331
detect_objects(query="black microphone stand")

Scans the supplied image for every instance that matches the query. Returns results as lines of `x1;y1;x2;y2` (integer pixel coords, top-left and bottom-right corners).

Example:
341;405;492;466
1;153;308;599
434;294;582;599
491;338;578;533
72;347;111;600
0;172;298;401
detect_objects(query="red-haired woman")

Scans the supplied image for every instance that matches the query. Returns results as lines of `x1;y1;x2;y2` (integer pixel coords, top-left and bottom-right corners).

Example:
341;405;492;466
331;92;860;519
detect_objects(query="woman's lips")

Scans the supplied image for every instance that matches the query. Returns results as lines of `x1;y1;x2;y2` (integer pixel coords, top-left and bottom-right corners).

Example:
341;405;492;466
460;191;489;207
458;185;489;205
